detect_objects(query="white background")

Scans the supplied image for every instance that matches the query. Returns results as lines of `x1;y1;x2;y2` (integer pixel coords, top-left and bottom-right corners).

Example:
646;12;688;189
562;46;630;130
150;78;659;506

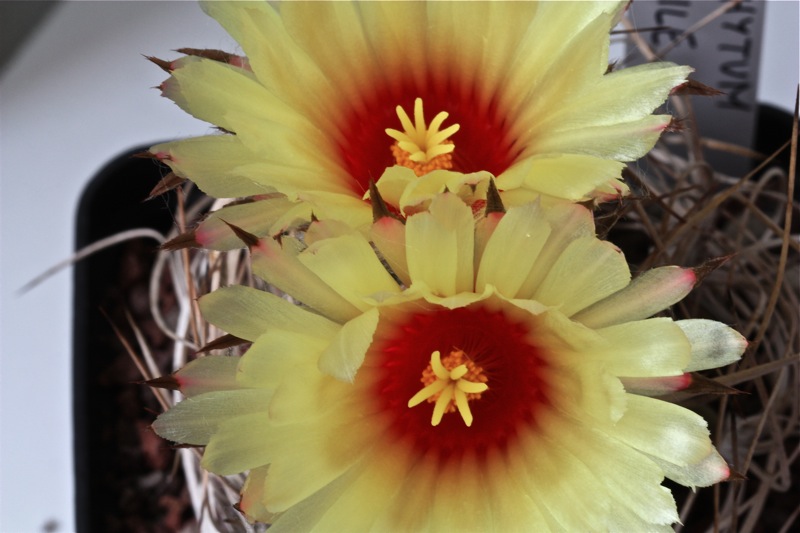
1;2;797;532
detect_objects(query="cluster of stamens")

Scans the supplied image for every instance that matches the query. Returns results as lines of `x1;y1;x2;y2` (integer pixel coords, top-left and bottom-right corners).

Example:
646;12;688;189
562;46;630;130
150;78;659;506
408;349;488;427
386;98;460;177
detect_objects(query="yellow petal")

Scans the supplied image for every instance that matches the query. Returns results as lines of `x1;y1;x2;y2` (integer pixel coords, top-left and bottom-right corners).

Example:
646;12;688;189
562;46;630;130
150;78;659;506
502;2;620;113
165;56;318;146
298;233;400;311
508;10;613;142
677;319;747;371
266;464;363;532
612;395;713;467
483;448;552;531
261;416;375;513
152;388;271;446
251;236;362;323
309;445;414;532
594;318;692;377
476;201;551;297
557;422;679;526
194;195;298;251
534;236;631;317
427;452;494;531
500;153;627;202
201;411;275;475
151;136;272;198
318;308;379;383
280;1;377;106
514;202;596;299
513;424;610;530
405;193;474;296
573;266;696;328
537;63;692;130
200;0;338;128
371;454;439;532
199;285;339;342
535;115;673;162
236;330;330;389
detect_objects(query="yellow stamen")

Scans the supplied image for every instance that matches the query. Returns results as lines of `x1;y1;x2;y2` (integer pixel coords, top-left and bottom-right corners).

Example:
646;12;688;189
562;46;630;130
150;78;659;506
385;98;460;177
408;349;488;427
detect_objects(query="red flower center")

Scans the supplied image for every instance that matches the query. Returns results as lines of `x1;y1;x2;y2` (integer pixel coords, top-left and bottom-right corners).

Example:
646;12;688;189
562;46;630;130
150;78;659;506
336;76;521;195
369;302;551;463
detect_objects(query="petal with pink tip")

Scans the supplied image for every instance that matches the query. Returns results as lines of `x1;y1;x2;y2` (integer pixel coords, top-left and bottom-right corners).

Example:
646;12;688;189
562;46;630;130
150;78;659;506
573;266;696;328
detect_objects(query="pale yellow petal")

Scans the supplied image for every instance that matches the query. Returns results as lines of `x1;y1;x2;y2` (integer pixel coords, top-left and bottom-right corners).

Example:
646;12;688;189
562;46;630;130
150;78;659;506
371;454;439;532
389;167;492;214
427;453;493;531
502;2;619;113
318;308;379;383
267;465;363;533
473;212;503;276
298;234;400;311
515;202;596;299
234;160;353;196
199;0;339;129
261;418;375;513
164;56;319;145
152;388;271;446
309;445;414;532
199;285;339;342
200;411;274;475
509;10;613;143
483;448;552;531
513;424;610;530
251;237;362;323
405;193;474;296
281;1;378;107
303;218;357;246
298;191;373;230
499;153;627;202
535;115;673;162
536;63;692;130
371;166;416;212
358;2;428;91
150;136;272;198
678;319;748;371
533;236;631;317
558;422;679;526
476;201;550;297
266;363;377;426
607;504;677;533
594;318;691;377
612;395;713;467
236;330;329;389
547;360;627;425
573;266;697;328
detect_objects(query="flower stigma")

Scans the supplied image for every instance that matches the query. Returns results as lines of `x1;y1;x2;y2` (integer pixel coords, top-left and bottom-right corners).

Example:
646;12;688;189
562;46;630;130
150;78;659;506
385;98;460;177
407;349;488;427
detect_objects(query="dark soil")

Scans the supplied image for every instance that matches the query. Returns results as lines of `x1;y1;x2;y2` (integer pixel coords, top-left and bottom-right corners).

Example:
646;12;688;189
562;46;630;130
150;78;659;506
73;147;195;532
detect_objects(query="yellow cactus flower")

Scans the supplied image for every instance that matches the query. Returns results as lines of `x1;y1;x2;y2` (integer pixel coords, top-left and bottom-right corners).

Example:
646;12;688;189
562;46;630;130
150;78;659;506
153;194;745;531
150;0;690;237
